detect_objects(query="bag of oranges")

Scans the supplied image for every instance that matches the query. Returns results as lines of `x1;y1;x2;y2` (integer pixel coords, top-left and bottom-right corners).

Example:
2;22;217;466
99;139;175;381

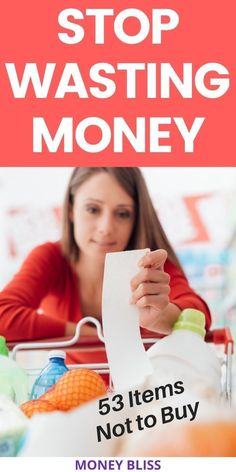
21;368;107;418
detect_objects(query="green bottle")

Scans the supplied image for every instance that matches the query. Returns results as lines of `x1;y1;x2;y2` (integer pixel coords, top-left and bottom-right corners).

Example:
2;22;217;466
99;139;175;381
0;336;28;405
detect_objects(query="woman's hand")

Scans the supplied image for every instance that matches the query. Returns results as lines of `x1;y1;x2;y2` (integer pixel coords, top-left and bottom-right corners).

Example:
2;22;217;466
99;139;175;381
130;249;180;334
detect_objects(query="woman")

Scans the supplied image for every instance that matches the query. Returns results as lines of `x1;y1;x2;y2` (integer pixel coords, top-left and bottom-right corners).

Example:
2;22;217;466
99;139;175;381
0;168;211;362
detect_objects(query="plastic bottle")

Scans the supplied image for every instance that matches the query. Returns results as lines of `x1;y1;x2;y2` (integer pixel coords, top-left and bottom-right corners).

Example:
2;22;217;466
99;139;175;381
147;309;222;399
0;336;28;405
30;350;68;400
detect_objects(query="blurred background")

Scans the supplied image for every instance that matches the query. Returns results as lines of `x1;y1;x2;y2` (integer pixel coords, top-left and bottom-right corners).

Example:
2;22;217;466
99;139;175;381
0;167;236;340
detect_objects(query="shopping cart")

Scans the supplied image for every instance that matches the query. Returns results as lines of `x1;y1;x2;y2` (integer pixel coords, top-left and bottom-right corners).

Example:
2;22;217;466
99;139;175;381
10;317;234;404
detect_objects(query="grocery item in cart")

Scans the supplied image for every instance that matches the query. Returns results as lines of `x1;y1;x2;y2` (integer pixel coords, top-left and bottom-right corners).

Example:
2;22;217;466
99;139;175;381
21;399;56;418
20;390;117;457
147;309;222;399
131;419;236;456
30;350;68;400
118;388;235;457
0;336;28;405
22;368;107;417
41;367;107;411
0;394;29;457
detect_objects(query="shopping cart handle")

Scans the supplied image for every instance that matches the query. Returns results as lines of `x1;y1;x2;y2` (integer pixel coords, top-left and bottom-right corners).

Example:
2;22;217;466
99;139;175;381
205;327;234;354
10;317;105;360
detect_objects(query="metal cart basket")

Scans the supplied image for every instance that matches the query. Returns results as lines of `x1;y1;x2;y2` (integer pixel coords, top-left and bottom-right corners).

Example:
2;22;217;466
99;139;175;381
10;317;234;404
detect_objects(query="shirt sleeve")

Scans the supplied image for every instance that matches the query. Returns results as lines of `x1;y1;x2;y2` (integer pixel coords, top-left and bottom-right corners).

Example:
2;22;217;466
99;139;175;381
0;243;66;341
165;259;211;330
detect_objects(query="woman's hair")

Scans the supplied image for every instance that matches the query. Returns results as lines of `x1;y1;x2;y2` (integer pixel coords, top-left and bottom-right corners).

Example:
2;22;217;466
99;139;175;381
61;167;182;269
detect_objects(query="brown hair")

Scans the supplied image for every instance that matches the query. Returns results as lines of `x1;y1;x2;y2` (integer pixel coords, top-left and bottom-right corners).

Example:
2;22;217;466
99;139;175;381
61;167;182;269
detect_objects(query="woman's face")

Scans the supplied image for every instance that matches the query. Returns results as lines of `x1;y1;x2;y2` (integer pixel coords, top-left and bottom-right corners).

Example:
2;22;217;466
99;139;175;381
72;173;135;262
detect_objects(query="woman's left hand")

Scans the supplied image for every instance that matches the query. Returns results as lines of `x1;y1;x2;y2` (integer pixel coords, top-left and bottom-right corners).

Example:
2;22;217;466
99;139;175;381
130;249;172;331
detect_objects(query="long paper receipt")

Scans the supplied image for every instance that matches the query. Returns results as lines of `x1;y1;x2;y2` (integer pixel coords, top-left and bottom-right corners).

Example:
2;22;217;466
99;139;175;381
102;249;154;391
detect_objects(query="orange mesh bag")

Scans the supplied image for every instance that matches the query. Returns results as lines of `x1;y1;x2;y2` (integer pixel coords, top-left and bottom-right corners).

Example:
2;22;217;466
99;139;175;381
21;399;56;418
42;368;107;411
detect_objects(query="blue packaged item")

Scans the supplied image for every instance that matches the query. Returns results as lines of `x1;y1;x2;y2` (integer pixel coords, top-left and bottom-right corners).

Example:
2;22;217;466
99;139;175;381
30;350;68;400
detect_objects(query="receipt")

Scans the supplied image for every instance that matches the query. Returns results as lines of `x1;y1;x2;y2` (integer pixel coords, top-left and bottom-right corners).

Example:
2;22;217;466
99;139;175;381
102;249;154;391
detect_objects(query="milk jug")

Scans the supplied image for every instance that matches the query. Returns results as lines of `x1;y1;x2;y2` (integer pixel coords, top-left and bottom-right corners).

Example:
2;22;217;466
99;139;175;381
147;309;222;399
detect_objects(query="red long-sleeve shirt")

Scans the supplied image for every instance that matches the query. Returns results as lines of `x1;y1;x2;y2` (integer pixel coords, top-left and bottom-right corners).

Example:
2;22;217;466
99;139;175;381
0;241;211;362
